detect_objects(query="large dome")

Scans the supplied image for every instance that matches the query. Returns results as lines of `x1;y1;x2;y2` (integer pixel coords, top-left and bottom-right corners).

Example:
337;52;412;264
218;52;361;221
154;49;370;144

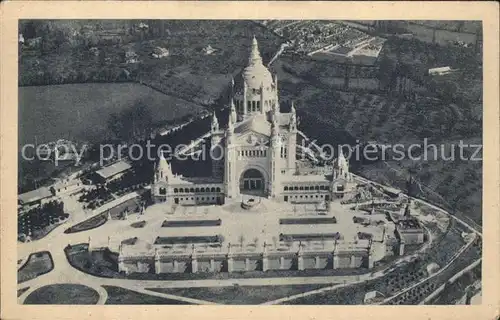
240;37;273;89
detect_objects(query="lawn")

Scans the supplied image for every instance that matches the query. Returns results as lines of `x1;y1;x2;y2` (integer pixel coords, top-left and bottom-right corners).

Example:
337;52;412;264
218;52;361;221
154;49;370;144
65;245;120;278
431;262;481;304
24;284;100;304
103;286;191;305
281;281;372;305
18;251;54;284
147;284;328;305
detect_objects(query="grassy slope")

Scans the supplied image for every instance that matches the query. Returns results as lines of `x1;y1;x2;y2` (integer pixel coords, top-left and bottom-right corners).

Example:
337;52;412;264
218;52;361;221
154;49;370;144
147;284;327;305
18;83;203;147
270;37;482;224
103;285;191;304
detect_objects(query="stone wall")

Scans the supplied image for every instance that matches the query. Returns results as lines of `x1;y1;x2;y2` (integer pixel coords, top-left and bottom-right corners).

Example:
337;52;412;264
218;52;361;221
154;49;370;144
119;250;371;274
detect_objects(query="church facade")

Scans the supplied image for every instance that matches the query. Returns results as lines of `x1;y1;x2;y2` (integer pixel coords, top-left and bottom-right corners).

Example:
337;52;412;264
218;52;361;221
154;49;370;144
152;37;356;205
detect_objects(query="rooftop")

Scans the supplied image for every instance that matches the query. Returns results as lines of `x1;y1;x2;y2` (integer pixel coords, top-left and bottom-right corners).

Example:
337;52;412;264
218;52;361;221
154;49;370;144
169;175;223;185
18;187;52;205
283;173;329;183
397;217;423;230
95;161;132;180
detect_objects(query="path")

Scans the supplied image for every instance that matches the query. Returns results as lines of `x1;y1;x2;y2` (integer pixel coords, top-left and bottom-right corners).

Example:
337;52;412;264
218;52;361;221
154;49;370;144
17;175;482;305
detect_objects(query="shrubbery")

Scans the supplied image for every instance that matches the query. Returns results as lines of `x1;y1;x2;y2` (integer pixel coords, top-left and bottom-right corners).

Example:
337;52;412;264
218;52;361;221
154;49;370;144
18;200;67;239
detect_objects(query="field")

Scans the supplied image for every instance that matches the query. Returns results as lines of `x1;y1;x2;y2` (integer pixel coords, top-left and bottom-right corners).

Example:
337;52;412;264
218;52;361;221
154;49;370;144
104;286;191;304
18;251;54;283
18;83;204;148
24;284;100;304
148;284;327;305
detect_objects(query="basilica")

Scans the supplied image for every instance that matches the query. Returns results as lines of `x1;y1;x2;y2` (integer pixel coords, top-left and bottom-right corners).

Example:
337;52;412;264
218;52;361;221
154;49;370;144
152;37;356;205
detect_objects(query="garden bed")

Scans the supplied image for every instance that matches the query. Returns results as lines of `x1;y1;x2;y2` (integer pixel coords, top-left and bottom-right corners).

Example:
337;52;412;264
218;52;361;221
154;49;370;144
154;235;221;245
64;213;107;234
279;233;341;241
18;251;54;284
130;220;146;228
162;219;222;227
65;244;120;278
121;237;138;245
280;217;337;225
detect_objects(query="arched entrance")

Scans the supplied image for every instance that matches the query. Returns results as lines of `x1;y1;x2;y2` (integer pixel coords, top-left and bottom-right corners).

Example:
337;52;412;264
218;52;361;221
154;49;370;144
240;168;265;195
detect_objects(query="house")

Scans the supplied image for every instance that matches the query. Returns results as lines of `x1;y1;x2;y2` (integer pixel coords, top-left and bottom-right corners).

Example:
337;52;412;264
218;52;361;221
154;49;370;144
428;66;453;76
202;45;217;55
152;47;169;58
18;187;53;206
52;179;85;196
94;161;132;183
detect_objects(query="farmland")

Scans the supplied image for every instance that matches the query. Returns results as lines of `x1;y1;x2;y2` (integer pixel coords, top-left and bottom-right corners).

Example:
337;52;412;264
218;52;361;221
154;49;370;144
18;83;204;148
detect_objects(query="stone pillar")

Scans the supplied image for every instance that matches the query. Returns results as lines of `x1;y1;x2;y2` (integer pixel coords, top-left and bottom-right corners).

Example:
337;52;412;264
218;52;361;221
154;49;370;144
155;249;161;274
297;243;304;271
118;254;128;274
296;254;303;271
173;260;179;273
350;255;356;268
333;253;339;269
279;256;285;269
260;82;265;114
210;259;215;272
262;255;269;272
399;241;406;256
243;80;248;117
315;256;321;269
191;245;198;274
227;255;234;273
245;257;251;271
262;242;269;271
191;257;198;273
368;253;374;269
88;236;92;252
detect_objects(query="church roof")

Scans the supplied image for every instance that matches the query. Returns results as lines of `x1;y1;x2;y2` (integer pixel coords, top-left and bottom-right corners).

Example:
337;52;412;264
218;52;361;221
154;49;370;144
237;36;273;90
234;114;272;136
